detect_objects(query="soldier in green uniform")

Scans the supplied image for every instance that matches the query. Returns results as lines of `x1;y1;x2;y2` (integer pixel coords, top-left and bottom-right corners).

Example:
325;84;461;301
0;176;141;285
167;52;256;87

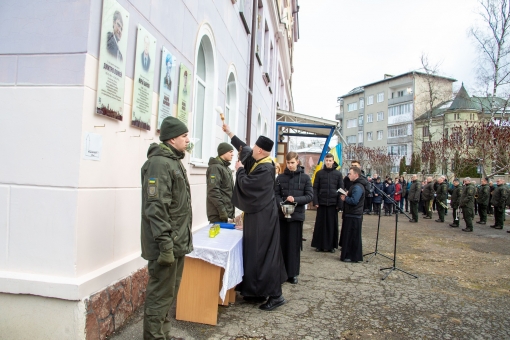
408;174;421;223
206;142;235;223
476;177;490;225
141;116;192;340
460;177;476;232
490;178;508;230
449;178;462;227
435;176;448;223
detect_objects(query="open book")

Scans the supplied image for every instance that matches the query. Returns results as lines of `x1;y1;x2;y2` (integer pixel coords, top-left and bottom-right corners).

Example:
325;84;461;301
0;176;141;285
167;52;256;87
337;188;347;196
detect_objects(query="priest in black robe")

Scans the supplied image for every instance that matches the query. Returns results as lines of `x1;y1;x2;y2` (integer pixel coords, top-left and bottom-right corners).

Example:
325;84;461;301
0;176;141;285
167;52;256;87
339;166;366;263
222;124;287;311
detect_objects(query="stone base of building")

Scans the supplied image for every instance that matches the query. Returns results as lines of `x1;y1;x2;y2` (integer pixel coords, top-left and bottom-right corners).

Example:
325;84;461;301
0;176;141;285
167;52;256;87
0;267;148;340
85;266;149;340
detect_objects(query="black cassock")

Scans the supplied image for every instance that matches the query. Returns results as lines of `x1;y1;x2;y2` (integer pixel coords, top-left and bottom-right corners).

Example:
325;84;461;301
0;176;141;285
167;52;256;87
231;136;287;297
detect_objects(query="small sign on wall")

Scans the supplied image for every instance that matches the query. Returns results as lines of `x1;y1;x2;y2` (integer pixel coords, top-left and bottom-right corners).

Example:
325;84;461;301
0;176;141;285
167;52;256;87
83;132;103;161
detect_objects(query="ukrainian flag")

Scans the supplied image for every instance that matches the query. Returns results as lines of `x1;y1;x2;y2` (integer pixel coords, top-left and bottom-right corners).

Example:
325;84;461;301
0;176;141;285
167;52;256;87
311;144;342;185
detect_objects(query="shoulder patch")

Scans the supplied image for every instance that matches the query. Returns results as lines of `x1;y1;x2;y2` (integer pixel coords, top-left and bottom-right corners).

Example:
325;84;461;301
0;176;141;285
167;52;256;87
147;178;158;197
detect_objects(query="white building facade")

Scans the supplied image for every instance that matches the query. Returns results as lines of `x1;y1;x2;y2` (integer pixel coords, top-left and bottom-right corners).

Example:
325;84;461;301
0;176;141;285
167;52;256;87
0;0;299;338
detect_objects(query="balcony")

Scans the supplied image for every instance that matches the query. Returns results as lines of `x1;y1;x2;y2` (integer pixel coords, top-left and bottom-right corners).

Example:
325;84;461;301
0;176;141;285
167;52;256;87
335;113;343;120
388;94;413;106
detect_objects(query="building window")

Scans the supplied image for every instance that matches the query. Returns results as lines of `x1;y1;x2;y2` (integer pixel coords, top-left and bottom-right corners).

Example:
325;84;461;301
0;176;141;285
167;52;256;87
347;135;357;144
388;103;413;117
347;118;357;128
367;113;373;123
388;124;411;138
422;125;430;138
398;90;404;97
454;113;460;120
367;131;373;141
388;144;408;156
257;111;262;136
358;114;364;127
377;92;384;103
358;131;363;143
224;70;237;142
367;95;374;105
359;98;365;109
192;27;216;162
347;102;358;112
377;111;384;121
377;130;383;140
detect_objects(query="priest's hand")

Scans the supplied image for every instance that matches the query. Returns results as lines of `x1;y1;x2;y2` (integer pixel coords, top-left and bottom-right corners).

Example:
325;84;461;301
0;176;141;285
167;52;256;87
235;160;244;171
222;123;230;134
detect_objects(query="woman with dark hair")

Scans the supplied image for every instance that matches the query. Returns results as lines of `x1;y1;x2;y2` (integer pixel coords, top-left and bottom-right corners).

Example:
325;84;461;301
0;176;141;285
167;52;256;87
275;152;313;284
311;153;344;253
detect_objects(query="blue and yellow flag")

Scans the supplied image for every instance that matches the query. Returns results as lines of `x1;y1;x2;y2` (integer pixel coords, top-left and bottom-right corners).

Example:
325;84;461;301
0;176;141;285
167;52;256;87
311;144;342;185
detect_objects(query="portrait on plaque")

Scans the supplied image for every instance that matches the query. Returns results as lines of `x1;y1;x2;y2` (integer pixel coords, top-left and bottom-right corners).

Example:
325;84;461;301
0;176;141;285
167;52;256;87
176;64;191;125
95;0;130;121
131;25;157;131
157;48;176;130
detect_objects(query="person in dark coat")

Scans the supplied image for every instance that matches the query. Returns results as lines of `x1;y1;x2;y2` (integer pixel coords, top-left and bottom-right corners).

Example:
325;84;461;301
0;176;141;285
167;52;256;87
372;177;384;215
449;178;462;227
422;177;435;219
311;153;344;253
339;166;366;263
408;174;422;223
435;176;448;222
383;178;396;216
476;177;490;225
275;152;313;284
206;143;235;223
223;124;287;311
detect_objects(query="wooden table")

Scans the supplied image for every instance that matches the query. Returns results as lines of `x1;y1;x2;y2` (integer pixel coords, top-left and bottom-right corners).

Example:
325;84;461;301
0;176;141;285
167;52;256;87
176;227;243;325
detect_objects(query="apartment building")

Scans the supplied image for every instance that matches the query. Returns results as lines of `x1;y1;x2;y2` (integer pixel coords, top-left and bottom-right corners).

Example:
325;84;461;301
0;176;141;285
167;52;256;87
0;0;299;338
337;72;455;172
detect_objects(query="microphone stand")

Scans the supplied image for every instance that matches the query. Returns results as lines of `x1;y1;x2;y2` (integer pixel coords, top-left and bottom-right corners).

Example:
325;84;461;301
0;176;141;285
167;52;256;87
364;182;393;263
369;183;417;280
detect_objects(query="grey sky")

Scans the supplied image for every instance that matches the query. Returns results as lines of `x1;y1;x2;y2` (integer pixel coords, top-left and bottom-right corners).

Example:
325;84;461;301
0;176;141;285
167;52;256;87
292;0;481;120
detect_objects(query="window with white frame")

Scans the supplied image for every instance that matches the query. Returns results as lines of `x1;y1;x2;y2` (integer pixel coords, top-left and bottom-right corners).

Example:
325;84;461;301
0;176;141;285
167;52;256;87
367;95;374;105
367;131;373;141
359;98;364;109
388;103;413;117
192;28;216;162
367;113;373;123
346;118;357;128
387;144;408;156
377;111;384;121
358;114;364;127
377;92;384;103
257;111;262;136
422;125;430;138
358;131;363;143
347;102;358;112
347;135;356;144
224;71;237;142
388;124;410;138
377;130;383;140
263;122;268;136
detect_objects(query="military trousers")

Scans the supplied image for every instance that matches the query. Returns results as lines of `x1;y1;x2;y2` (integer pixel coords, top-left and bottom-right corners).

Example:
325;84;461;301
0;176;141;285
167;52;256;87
478;204;488;223
143;256;185;340
437;204;446;222
410;201;419;221
494;206;505;227
424;200;433;218
461;207;474;231
451;207;459;225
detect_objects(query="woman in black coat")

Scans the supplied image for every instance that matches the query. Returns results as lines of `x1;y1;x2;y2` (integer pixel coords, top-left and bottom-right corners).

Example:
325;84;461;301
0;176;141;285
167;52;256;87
311;153;344;252
383;178;396;216
275;152;313;284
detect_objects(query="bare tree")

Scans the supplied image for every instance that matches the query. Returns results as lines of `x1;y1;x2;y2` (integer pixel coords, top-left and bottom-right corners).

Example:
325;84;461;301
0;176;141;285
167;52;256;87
470;0;510;118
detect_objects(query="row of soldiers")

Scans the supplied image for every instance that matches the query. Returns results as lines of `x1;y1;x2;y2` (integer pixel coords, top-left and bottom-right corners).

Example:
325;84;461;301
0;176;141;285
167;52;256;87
421;176;508;232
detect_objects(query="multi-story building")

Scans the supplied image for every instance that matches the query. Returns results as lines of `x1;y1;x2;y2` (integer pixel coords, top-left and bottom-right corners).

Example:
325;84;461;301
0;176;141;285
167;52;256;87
414;83;508;176
337;71;456;173
0;0;299;338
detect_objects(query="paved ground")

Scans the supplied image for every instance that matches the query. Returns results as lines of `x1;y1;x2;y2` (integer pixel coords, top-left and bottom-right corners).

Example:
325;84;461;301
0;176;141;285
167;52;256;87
110;209;510;340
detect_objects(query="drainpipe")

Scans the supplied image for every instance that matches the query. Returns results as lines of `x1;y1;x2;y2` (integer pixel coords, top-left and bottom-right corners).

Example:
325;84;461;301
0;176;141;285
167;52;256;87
246;0;257;144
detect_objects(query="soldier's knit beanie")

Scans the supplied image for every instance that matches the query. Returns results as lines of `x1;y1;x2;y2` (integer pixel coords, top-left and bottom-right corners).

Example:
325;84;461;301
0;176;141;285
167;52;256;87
159;116;188;141
217;142;234;156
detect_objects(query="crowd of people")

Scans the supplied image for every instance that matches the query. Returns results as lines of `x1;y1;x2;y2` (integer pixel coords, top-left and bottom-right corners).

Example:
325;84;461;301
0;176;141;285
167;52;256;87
139;115;508;339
